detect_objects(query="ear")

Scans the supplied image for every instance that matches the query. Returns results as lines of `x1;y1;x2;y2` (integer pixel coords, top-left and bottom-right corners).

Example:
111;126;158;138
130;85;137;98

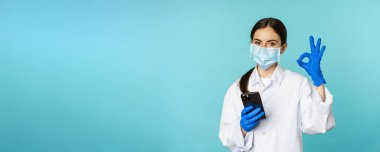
280;43;287;54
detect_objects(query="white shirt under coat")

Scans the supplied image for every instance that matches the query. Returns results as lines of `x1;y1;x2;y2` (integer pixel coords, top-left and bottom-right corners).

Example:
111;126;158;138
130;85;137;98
219;65;335;152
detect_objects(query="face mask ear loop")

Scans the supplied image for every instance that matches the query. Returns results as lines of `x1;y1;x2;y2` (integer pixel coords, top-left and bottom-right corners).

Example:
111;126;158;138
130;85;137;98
249;44;254;59
277;43;284;62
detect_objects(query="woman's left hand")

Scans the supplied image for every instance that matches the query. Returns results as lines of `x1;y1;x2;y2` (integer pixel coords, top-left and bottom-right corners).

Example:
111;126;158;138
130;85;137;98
296;35;326;87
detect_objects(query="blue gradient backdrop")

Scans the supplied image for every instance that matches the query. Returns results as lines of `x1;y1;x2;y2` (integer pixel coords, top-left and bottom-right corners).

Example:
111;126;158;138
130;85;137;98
1;0;380;151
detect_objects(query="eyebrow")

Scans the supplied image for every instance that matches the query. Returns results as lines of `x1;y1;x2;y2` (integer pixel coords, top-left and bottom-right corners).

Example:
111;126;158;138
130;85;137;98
253;39;279;43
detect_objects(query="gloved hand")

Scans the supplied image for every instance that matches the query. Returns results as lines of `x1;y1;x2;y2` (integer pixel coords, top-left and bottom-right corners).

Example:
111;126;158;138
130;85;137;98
296;35;326;87
240;106;265;132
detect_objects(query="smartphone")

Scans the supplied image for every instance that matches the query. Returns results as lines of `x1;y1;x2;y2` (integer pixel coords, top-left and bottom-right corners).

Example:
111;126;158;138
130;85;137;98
240;92;266;119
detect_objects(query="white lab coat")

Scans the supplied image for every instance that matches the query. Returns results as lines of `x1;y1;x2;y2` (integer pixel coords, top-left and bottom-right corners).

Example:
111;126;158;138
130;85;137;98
219;65;335;152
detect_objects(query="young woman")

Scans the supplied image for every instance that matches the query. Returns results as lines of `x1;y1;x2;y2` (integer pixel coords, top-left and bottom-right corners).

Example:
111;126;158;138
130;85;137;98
218;18;335;152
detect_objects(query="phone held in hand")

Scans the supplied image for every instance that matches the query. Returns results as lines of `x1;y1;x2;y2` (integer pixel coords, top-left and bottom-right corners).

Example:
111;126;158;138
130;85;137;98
240;92;266;119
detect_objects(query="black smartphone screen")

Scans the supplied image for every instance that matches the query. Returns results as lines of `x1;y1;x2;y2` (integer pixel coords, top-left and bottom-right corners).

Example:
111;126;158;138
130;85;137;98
240;92;266;119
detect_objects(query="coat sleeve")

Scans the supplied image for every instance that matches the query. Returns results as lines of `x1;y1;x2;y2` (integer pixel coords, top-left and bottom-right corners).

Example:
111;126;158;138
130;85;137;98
219;84;254;152
300;77;336;134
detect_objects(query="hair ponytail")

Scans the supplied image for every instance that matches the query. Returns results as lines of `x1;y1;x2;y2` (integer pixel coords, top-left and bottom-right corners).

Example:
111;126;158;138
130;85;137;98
238;67;255;94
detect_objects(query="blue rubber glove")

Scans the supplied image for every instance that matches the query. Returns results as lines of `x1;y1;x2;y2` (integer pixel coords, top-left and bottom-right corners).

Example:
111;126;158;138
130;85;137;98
296;36;326;87
240;106;265;132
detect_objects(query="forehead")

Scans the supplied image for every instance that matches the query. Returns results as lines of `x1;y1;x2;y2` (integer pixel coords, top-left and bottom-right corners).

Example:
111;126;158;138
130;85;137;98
253;27;281;41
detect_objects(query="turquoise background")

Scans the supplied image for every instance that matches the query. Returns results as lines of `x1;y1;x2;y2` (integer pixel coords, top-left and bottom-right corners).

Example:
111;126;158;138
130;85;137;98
1;0;380;151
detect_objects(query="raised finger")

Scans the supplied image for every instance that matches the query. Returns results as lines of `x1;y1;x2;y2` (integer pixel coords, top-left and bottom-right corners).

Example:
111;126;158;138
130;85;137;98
309;35;315;53
316;38;321;52
320;45;326;56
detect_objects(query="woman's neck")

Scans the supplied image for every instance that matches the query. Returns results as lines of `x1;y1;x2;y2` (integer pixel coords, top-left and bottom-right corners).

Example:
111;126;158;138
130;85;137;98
257;63;278;78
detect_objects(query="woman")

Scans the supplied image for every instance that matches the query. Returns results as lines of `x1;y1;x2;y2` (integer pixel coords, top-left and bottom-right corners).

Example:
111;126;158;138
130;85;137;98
218;18;335;152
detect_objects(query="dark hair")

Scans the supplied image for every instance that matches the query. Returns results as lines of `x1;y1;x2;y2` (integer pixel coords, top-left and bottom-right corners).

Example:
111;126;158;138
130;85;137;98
239;18;287;93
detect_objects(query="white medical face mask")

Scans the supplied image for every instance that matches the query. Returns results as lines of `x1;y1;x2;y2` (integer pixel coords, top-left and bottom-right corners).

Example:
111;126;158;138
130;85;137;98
250;44;281;70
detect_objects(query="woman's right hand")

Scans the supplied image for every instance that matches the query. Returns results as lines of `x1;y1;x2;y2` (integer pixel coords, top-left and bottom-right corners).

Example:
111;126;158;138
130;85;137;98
240;106;265;134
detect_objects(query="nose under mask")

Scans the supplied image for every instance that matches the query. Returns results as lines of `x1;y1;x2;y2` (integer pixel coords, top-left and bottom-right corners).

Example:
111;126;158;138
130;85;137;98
250;44;281;70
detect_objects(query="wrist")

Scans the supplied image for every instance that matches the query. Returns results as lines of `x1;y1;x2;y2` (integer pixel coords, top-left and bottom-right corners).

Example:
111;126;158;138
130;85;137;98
312;75;326;87
241;127;248;137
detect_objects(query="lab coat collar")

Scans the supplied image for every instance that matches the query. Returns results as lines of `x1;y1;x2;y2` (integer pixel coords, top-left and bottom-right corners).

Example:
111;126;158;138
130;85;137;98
249;64;284;87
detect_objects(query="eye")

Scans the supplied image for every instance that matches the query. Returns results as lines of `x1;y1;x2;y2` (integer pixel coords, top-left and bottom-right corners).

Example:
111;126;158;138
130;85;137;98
254;41;261;45
269;42;276;46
